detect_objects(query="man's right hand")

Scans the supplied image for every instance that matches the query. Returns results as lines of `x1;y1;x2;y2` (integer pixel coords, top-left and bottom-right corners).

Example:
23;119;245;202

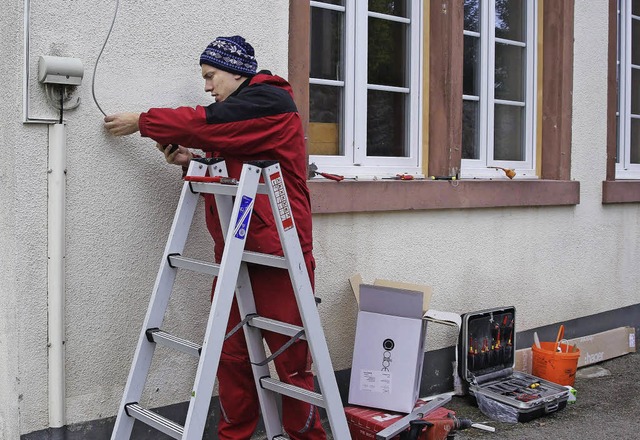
156;143;193;167
104;112;141;136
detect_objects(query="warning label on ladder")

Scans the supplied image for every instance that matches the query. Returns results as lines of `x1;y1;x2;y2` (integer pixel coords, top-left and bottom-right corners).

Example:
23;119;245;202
269;172;293;231
234;196;254;238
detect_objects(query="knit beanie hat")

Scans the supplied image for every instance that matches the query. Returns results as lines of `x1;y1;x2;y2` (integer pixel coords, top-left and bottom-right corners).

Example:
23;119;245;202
199;36;258;77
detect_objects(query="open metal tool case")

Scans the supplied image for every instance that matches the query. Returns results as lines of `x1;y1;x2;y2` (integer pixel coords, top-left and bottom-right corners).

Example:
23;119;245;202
459;306;570;422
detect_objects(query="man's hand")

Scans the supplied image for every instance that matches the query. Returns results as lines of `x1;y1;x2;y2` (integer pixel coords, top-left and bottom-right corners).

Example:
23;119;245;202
155;143;193;167
104;112;141;136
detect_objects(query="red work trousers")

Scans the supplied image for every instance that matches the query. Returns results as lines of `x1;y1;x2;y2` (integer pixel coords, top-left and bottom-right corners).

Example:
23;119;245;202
213;252;327;440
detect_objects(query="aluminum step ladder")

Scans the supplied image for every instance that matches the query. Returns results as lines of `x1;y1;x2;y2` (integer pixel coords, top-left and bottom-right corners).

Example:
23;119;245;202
111;158;351;439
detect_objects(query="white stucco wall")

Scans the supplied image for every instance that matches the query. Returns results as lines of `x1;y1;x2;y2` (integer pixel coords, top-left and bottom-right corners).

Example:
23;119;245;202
1;0;638;438
1;0;291;437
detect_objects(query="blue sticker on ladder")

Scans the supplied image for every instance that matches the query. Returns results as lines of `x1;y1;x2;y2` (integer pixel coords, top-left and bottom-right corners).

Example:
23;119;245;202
234;195;254;239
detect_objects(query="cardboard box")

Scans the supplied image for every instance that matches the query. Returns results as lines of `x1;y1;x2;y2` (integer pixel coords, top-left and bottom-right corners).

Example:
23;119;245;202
345;403;453;440
515;326;637;374
348;275;432;413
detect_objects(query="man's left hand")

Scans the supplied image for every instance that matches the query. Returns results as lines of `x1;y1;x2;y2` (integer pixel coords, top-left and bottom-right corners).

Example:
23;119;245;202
104;112;141;136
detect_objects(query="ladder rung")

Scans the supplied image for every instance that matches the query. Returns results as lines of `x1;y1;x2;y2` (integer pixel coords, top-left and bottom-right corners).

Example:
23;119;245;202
168;253;286;272
188;181;270;195
260;377;326;408
167;255;220;276
124;403;184;439
146;329;201;357
241;251;288;269
249;316;306;340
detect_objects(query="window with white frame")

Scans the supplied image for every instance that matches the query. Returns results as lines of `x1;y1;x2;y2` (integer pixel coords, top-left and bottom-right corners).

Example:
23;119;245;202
308;0;422;178
462;0;537;179
616;0;640;179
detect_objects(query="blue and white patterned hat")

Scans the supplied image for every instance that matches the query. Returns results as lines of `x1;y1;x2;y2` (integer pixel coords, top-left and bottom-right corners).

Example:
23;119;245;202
199;36;258;77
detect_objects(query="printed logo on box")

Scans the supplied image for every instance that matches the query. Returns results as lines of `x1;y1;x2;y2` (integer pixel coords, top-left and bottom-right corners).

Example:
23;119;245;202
382;338;394;372
584;351;605;364
372;414;401;423
360;370;391;394
234;195;254;239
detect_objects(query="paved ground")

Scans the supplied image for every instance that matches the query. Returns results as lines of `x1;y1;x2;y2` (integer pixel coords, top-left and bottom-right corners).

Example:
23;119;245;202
316;352;639;440
449;352;640;439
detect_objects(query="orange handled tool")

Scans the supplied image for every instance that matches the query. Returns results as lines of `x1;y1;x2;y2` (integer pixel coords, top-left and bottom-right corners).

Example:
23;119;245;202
184;176;239;185
382;174;415;180
308;163;344;181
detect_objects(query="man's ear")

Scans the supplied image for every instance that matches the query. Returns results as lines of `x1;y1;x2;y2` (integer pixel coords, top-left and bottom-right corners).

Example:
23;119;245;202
233;74;243;81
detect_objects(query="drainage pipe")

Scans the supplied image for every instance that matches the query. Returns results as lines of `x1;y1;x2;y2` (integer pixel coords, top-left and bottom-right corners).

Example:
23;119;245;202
47;123;66;428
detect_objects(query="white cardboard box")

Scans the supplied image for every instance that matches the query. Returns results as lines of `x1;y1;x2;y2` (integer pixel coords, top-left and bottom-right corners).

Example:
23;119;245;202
347;275;432;413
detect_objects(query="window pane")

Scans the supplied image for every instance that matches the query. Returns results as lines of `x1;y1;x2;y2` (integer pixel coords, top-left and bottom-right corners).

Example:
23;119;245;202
633;18;640;66
633;0;640;16
369;0;407;17
310;7;344;81
317;0;344;5
632;118;640;163
495;43;524;101
463;100;480;159
309;84;344;156
464;0;480;32
494;104;524;160
367;90;407;157
368;17;407;87
464;35;480;96
632;68;640;114
495;0;526;42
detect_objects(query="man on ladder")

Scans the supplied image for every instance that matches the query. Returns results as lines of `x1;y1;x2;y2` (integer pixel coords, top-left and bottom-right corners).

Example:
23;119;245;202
104;35;326;440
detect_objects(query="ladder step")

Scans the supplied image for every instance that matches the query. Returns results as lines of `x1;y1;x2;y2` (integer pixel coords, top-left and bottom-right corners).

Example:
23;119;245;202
260;377;326;408
187;181;270;195
146;329;201;357
124;403;184;439
241;250;288;269
167;255;220;276
168;252;287;273
249;316;306;340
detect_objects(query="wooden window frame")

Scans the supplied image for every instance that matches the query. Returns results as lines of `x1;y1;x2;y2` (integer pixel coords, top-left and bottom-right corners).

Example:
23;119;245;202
603;0;640;203
290;0;579;214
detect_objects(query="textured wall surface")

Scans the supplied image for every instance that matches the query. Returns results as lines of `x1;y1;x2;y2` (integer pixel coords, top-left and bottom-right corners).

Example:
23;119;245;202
1;1;290;438
1;0;639;438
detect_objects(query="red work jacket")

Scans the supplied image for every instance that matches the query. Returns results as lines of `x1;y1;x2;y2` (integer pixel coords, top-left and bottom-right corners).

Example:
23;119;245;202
138;71;313;261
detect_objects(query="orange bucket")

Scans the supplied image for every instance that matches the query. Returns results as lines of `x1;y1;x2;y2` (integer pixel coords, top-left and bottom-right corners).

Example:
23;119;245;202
531;325;580;386
532;342;580;386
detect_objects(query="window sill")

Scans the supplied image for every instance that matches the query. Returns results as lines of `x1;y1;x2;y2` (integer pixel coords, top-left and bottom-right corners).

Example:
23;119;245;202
602;180;640;204
309;179;580;214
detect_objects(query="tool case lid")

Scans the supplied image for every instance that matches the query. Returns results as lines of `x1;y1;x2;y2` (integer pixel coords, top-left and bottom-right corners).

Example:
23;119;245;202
459;306;516;384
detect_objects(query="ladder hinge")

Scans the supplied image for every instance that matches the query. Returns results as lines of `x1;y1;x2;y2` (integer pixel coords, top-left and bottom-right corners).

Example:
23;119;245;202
192;157;226;165
247;160;278;168
167;253;180;268
145;328;159;343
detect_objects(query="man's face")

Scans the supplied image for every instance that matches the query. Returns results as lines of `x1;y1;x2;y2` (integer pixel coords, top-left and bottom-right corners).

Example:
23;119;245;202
201;65;243;102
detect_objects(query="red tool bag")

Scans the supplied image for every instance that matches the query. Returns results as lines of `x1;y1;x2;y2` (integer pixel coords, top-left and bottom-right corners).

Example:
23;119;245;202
345;403;455;440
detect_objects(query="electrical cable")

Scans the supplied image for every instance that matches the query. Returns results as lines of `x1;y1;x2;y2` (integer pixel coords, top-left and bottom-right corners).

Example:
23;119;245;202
92;0;120;116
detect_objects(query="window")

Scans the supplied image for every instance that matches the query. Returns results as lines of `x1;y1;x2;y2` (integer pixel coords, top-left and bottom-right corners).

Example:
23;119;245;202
308;0;423;177
616;0;640;179
292;1;578;213
462;0;537;179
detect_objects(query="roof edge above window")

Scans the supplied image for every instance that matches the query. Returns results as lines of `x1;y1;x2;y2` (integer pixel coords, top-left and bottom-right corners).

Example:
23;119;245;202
309;179;580;213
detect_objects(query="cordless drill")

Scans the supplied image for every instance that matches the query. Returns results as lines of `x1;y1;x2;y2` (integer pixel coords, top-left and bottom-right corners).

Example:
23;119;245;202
399;415;473;440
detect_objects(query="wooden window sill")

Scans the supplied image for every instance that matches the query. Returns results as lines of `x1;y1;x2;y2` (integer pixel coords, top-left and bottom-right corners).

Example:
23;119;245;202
309;179;580;213
602;180;640;203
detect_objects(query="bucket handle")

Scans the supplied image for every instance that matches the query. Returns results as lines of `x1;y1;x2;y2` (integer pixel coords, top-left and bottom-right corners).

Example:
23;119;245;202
554;324;565;352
